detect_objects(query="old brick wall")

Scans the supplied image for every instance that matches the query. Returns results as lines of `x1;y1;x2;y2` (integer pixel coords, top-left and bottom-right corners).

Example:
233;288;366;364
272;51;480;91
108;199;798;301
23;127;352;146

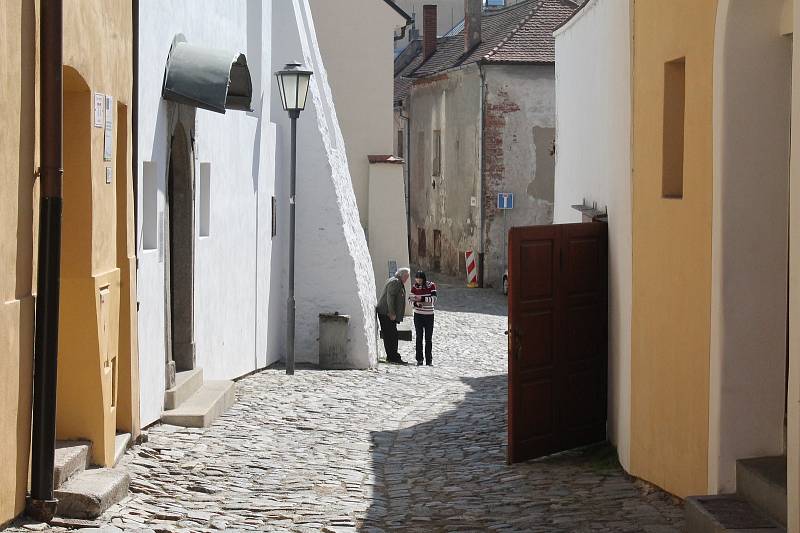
482;64;556;288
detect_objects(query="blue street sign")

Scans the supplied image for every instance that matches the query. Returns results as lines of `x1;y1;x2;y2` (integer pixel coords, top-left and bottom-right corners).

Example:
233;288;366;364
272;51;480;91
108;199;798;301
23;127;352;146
497;192;514;210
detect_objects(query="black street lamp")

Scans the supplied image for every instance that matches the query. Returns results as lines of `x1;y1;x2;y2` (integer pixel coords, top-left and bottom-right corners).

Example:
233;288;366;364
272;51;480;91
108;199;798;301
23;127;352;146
275;62;312;376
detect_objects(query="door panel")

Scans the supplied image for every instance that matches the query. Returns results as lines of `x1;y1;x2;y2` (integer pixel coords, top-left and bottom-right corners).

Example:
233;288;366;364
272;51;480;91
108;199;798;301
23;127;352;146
508;222;608;464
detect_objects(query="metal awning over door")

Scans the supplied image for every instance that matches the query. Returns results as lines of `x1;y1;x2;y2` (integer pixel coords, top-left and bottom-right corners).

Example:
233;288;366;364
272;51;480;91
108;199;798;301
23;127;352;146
162;36;252;114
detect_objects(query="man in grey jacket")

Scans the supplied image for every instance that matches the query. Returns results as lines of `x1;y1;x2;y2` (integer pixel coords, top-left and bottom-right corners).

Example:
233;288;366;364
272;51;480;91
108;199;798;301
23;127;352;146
376;268;410;365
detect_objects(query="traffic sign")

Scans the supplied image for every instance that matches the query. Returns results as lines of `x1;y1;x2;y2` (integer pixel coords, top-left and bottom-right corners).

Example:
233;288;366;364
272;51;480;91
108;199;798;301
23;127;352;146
498;192;514;210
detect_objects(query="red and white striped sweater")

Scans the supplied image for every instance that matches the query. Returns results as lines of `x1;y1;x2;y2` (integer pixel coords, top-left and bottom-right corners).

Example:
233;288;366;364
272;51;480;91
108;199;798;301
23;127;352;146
410;281;437;315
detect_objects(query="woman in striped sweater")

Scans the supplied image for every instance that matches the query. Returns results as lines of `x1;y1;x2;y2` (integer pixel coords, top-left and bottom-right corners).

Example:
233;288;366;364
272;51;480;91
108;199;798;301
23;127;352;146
409;271;437;366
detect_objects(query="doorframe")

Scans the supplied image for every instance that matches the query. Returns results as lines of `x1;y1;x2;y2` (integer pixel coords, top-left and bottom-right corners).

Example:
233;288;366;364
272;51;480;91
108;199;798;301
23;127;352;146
164;105;197;386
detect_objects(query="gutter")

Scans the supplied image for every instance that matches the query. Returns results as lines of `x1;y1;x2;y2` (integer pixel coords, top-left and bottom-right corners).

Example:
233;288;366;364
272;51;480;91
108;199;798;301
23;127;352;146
28;0;63;521
478;65;486;288
133;0;139;277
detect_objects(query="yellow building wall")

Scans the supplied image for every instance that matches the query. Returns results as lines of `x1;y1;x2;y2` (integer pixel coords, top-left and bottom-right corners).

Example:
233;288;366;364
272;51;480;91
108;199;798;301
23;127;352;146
1;3;138;521
0;0;37;525
55;0;137;467
630;0;717;497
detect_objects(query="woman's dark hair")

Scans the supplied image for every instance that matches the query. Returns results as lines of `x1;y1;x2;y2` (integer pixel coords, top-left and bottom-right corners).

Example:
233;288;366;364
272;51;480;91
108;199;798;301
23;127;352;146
415;271;427;283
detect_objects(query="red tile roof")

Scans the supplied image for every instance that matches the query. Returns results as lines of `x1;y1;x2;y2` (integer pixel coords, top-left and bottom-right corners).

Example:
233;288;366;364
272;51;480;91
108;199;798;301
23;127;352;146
408;0;579;79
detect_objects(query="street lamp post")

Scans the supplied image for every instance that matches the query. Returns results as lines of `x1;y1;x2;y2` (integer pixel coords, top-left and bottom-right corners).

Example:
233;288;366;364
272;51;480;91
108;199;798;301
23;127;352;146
275;62;313;376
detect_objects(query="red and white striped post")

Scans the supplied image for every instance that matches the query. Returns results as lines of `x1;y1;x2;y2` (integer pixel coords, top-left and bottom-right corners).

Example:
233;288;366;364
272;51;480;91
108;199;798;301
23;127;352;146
465;250;478;288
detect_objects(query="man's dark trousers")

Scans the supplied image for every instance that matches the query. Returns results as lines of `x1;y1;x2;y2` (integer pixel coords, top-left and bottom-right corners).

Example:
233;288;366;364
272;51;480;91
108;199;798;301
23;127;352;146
414;313;434;364
378;313;400;361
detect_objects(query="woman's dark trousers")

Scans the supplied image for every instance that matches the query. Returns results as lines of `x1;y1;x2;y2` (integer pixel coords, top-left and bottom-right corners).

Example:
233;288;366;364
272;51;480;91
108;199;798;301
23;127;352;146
414;313;434;364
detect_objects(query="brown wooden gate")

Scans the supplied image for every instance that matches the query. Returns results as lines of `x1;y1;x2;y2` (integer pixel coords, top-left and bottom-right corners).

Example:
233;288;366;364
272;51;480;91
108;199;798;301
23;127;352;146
507;222;608;464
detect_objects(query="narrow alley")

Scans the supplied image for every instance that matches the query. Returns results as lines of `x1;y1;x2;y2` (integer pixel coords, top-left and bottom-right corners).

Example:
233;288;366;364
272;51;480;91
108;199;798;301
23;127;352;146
11;284;683;533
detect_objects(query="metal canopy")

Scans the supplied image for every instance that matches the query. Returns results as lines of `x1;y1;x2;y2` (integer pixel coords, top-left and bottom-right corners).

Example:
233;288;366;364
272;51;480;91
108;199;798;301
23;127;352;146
162;36;252;114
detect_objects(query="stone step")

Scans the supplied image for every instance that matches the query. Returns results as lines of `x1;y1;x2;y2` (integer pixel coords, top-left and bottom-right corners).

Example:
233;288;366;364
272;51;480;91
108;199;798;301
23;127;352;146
54;467;130;519
736;455;787;526
685;495;785;533
113;433;131;467
53;441;91;489
164;368;204;410
160;380;235;428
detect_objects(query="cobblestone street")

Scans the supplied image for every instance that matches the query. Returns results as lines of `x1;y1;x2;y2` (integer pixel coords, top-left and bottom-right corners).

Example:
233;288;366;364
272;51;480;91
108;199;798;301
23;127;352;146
10;284;684;533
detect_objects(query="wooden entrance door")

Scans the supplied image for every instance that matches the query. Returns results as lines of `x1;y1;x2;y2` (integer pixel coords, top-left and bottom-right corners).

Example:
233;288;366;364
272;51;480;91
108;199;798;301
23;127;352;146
507;223;608;463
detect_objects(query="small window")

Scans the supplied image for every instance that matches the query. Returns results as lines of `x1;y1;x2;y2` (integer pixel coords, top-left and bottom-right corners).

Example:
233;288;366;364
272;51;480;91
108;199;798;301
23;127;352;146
397;130;404;158
142;161;158;250
433;229;442;259
418;227;427;257
198;162;211;236
271;196;277;238
662;58;685;199
432;130;442;177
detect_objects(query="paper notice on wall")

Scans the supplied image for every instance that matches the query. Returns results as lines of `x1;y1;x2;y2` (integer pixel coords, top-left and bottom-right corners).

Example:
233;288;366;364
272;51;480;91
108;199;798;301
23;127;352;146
94;93;104;128
103;95;113;161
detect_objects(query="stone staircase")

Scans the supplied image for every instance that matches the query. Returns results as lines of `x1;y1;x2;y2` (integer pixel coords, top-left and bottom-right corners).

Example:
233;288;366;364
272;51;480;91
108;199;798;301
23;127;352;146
52;438;131;519
161;368;235;427
685;455;787;532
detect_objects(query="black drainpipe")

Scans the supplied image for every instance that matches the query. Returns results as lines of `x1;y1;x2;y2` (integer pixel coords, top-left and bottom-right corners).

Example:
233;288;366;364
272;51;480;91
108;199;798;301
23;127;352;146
133;0;139;273
28;0;63;522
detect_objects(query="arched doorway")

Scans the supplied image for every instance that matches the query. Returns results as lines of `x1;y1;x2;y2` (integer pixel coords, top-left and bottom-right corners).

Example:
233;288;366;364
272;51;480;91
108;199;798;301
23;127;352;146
165;115;196;375
710;0;792;493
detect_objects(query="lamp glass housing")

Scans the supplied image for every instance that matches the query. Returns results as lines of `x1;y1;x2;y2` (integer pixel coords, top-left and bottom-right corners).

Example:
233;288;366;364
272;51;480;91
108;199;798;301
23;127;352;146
275;62;313;112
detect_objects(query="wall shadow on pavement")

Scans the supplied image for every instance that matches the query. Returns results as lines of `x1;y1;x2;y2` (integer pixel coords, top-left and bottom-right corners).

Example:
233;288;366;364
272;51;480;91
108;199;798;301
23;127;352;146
432;286;508;317
361;374;684;532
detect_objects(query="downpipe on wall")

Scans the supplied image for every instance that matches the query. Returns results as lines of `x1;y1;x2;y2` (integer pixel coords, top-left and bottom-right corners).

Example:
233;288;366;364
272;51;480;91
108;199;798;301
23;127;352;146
478;66;486;288
28;0;64;521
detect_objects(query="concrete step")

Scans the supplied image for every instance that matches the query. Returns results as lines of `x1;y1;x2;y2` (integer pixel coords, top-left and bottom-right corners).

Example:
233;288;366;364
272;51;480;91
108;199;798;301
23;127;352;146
164;368;204;410
685;495;785;533
54;467;130;519
113;433;131;467
736;455;787;526
53;441;91;489
161;380;235;428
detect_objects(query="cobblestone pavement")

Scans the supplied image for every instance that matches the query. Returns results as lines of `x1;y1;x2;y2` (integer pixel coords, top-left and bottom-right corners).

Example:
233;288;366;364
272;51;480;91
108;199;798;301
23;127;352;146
9;283;684;533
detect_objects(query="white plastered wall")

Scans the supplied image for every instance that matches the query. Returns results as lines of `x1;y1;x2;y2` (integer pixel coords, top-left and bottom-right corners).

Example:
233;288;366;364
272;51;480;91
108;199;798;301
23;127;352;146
553;0;633;469
369;161;412;290
309;0;410;305
271;0;378;369
136;1;277;425
709;0;791;493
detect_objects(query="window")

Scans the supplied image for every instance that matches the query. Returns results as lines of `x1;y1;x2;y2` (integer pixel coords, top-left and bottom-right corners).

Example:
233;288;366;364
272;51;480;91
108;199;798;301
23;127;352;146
432;130;442;177
662;58;685;199
418;227;427;258
397;130;404;158
433;229;442;270
271;196;277;238
142;161;158;250
198;162;211;236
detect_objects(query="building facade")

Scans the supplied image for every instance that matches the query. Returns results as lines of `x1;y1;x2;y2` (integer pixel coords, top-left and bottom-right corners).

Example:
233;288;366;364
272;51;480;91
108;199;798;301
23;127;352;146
401;0;579;287
310;0;413;293
1;0;139;523
555;0;800;528
553;0;633;472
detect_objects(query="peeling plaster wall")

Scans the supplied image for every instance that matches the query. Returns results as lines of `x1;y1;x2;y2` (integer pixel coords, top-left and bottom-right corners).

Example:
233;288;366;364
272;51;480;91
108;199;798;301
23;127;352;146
272;0;377;369
408;65;483;279
408;64;556;286
482;64;556;288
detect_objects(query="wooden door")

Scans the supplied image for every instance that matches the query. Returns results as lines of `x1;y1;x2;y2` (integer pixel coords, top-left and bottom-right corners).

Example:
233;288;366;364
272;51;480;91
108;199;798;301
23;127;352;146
508;223;608;463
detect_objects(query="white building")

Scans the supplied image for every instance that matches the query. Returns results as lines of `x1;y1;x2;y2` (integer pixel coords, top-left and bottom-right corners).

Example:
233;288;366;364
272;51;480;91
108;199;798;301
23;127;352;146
136;0;377;428
552;0;633;468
